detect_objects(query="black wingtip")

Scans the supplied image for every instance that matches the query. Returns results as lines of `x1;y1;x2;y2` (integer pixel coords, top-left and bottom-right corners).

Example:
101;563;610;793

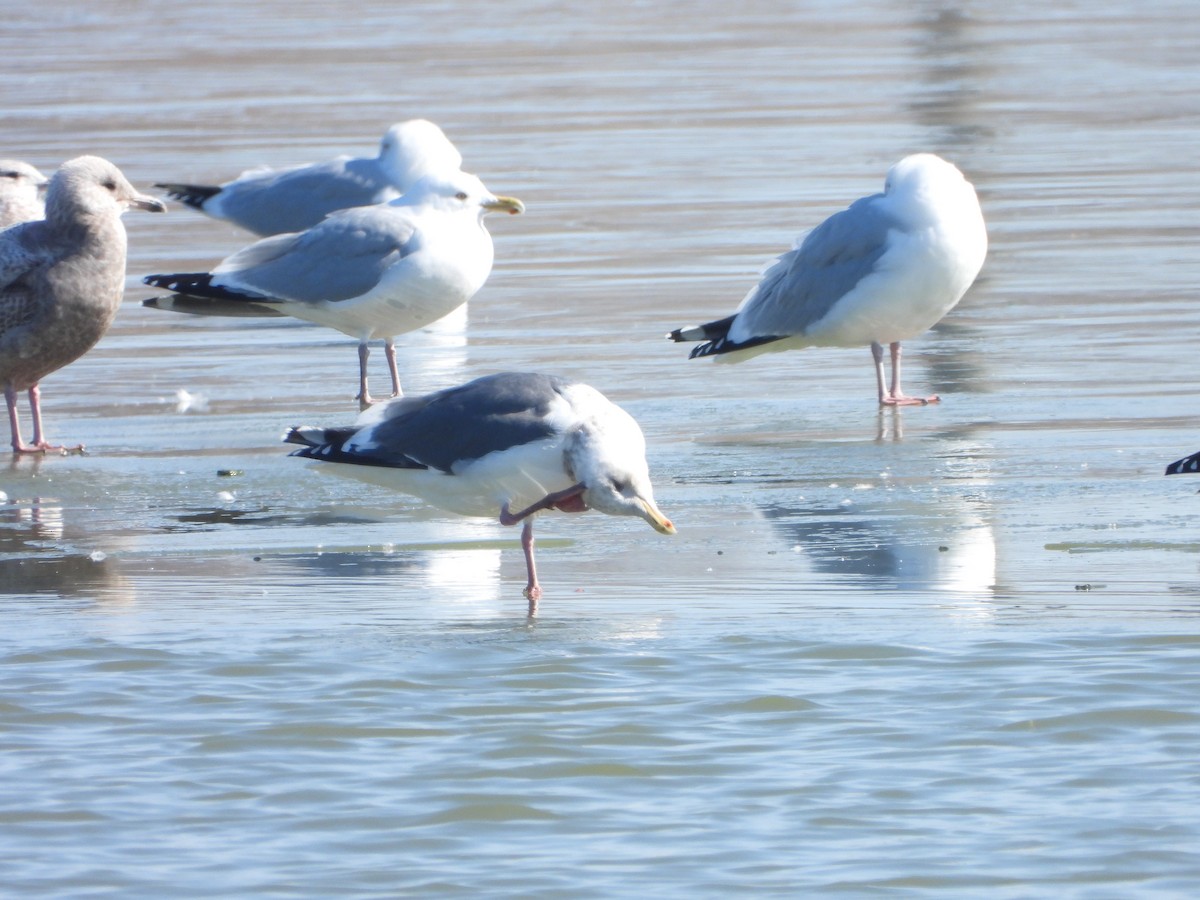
1165;451;1200;476
153;182;222;209
143;272;209;291
283;426;320;449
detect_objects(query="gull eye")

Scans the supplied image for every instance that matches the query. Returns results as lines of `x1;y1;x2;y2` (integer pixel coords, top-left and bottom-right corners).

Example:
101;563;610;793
455;191;468;201
611;477;629;494
102;179;117;191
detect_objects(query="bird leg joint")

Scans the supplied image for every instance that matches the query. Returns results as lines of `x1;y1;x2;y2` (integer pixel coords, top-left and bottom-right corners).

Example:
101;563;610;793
499;482;587;526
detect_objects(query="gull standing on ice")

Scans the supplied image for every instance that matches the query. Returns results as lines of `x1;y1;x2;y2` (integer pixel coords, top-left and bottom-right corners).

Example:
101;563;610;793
668;153;987;405
0;160;48;229
143;170;523;406
1;156;166;453
285;371;676;605
155;119;464;236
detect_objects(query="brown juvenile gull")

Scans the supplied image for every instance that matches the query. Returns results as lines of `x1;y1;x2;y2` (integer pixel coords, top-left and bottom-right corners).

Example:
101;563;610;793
143;170;523;407
285;371;676;604
154;119;464;236
0;160;48;229
669;154;987;405
1;156;166;454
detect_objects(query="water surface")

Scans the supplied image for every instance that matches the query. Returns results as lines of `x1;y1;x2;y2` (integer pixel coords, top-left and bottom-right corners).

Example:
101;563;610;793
3;1;1200;896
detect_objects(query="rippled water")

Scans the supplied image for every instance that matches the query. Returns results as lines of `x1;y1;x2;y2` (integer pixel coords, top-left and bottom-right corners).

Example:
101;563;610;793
3;1;1200;896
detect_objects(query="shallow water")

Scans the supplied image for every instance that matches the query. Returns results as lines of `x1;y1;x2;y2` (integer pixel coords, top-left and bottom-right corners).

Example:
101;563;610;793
3;1;1200;896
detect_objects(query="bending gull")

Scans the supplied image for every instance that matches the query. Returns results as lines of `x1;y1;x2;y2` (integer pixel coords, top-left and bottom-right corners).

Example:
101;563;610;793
285;371;676;605
0;160;48;229
155;119;464;236
143;170;523;406
669;153;987;405
1;156;166;453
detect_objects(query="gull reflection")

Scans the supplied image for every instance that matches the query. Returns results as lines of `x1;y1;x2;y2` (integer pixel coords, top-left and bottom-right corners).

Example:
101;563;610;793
1;496;135;606
3;495;65;541
274;516;507;609
760;500;996;595
910;5;995;154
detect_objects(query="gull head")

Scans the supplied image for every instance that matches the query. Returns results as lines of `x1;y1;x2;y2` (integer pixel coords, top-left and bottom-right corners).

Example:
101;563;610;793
46;156;167;223
0;159;49;198
397;170;524;218
566;394;676;536
881;153;986;254
377;119;465;191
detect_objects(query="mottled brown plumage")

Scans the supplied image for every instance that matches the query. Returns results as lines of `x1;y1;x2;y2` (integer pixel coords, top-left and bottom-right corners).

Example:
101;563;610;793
1;156;165;453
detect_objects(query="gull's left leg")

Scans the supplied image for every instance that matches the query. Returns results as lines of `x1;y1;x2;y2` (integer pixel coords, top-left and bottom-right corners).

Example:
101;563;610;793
8;384;72;454
357;341;374;410
384;338;402;399
520;520;542;601
880;341;938;406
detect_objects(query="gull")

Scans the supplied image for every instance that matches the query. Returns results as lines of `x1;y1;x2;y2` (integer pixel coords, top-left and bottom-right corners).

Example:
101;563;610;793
669;153;987;405
154;119;464;236
143;170;523;407
285;371;676;604
1;156;166;454
0;159;48;229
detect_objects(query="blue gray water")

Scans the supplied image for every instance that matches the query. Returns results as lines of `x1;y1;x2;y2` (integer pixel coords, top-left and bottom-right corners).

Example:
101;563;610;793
3;1;1200;896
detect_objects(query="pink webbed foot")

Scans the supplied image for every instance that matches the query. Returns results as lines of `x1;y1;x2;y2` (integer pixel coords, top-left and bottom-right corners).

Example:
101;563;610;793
13;441;77;456
879;393;939;407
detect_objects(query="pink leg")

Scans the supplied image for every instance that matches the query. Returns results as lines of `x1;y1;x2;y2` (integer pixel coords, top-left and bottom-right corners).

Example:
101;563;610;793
871;341;888;404
877;341;939;406
6;383;72;454
5;384;25;453
357;341;373;409
384;338;402;398
499;483;587;526
28;385;61;449
520;520;542;601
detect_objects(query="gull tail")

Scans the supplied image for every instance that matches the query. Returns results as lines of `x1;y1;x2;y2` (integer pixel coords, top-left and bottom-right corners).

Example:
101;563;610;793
142;272;284;317
667;315;779;359
283;425;355;461
154;182;221;211
667;315;737;359
284;425;425;470
667;315;735;345
284;425;339;450
1165;450;1200;475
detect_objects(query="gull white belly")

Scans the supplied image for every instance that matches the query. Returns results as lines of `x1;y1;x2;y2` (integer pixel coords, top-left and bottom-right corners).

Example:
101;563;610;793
309;438;573;520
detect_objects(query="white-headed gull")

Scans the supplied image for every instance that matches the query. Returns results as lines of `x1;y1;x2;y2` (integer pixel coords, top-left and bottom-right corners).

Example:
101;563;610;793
154;119;464;236
285;371;676;605
143;170;523;407
669;153;987;405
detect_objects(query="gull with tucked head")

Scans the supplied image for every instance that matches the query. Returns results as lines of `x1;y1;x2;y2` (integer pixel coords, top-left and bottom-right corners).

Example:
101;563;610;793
143;170;524;406
285;371;675;606
155;118;465;236
669;153;987;406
